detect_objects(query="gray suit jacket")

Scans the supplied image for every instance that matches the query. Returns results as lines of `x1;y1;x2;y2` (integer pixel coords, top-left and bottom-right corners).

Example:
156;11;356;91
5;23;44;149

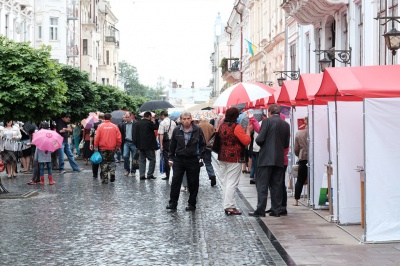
255;115;290;167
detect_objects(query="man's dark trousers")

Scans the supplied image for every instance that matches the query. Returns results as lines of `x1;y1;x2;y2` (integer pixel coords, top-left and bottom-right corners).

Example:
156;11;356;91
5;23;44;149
255;165;284;215
169;156;200;207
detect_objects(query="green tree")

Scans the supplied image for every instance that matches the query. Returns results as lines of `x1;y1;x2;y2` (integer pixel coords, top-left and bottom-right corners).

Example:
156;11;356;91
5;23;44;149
0;37;67;122
59;65;99;122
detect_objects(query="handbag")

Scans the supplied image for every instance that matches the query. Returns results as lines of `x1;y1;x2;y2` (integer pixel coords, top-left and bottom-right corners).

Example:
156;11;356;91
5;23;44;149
211;131;221;153
79;140;84;149
90;151;102;164
163;119;172;143
0;159;4;172
131;152;139;169
207;132;216;150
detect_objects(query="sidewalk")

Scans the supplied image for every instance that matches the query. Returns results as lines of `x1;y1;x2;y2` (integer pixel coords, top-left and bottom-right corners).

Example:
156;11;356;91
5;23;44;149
234;172;400;265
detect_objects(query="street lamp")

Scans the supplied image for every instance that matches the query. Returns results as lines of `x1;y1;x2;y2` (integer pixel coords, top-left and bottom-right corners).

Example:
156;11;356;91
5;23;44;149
375;16;400;56
273;69;300;86
314;48;352;72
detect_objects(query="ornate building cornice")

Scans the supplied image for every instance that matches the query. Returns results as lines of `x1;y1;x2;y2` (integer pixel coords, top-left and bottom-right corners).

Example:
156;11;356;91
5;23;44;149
282;0;348;26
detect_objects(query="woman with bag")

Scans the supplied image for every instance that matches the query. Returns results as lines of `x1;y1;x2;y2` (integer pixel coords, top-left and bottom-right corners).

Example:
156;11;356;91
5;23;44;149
82;128;93;165
217;107;252;215
0;120;22;178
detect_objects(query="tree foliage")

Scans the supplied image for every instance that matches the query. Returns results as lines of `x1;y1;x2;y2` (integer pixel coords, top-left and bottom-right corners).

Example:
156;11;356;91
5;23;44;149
0;36;67;122
0;38;150;123
59;65;99;123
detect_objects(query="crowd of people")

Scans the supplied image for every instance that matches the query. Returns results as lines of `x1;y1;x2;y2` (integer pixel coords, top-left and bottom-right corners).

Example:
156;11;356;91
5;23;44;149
0;105;308;216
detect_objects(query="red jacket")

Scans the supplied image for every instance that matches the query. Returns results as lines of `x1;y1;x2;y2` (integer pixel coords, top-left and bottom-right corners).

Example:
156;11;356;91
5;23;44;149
94;120;122;150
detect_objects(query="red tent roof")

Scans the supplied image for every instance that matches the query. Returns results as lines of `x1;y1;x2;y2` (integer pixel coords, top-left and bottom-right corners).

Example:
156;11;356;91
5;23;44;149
280;80;298;106
297;73;326;105
317;65;400;100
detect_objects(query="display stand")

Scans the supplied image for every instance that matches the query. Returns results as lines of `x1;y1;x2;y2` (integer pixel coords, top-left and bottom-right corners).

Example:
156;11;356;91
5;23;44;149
325;164;333;221
356;166;365;228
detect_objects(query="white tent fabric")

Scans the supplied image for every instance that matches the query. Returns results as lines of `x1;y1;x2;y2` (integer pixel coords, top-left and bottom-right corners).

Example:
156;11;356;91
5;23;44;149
328;101;364;224
309;105;329;208
365;98;400;242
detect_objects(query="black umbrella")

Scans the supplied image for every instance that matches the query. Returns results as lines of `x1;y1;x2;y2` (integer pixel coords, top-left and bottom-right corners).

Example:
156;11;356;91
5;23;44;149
139;100;174;112
110;110;126;125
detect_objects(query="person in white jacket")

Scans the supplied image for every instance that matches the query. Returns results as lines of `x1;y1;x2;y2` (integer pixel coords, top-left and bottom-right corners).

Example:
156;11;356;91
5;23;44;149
0;120;22;178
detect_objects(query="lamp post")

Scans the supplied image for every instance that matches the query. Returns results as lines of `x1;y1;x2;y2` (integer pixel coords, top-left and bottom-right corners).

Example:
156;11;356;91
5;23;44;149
273;69;300;86
375;16;400;57
313;48;352;72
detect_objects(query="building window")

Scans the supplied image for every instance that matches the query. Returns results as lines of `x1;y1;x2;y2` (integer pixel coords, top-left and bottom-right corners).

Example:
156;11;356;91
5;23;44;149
38;25;42;39
102;78;105;85
49;18;58;40
106;50;109;65
5;14;9;37
290;43;296;71
356;4;363;66
83;39;88;55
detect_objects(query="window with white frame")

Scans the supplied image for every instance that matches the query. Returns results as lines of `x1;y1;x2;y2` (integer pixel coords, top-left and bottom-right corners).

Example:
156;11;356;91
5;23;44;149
5;14;9;37
356;3;363;66
378;0;399;64
38;25;42;39
49;17;58;40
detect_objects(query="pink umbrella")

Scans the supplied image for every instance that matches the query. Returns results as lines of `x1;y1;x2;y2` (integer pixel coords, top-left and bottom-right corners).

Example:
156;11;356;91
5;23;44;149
32;129;64;152
84;116;99;129
213;82;275;107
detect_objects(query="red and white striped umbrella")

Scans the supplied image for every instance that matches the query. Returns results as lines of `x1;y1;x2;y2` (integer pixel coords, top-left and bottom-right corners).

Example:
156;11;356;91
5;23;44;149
213;82;275;107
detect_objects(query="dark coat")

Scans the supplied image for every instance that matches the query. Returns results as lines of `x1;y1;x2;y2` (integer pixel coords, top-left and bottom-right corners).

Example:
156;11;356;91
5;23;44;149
255;115;290;167
134;118;159;150
120;120;137;145
168;124;206;161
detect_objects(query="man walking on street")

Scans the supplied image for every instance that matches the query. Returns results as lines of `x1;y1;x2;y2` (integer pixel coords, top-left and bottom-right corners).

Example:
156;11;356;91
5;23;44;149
166;112;206;211
56;113;81;173
121;112;138;177
134;111;159;180
197;118;217;186
249;104;290;217
90;112;104;178
94;113;122;184
158;111;176;180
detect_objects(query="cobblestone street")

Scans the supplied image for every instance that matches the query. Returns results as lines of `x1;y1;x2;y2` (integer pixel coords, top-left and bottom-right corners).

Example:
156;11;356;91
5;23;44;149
0;157;288;266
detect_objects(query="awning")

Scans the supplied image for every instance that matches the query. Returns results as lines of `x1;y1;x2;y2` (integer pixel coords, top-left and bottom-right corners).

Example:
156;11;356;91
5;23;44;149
317;65;400;100
280;80;299;106
297;73;325;105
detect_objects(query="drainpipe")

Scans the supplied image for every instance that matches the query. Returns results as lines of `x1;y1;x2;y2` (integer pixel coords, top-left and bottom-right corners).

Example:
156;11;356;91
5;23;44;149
234;0;244;82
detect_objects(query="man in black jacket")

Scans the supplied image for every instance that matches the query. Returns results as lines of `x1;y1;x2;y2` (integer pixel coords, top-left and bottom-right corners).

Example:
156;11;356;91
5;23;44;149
249;104;290;218
166;112;206;211
133;111;159;180
120;112;138;177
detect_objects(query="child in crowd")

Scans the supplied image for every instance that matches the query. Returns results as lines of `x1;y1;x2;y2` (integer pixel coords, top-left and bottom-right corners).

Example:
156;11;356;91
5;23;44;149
34;147;55;185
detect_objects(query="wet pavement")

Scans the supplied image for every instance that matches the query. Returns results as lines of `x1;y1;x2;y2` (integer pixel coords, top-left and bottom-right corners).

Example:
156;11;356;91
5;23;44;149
0;156;289;266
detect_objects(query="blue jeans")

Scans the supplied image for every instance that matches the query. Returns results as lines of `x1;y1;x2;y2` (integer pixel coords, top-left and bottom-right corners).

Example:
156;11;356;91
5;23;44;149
58;142;79;171
203;149;215;177
250;152;258;180
123;141;137;173
39;162;52;176
116;150;122;161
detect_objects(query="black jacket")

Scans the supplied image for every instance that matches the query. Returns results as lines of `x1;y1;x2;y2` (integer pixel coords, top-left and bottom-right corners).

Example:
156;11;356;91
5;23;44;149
134;118;159;150
120;120;137;144
255;115;290;167
168;124;205;161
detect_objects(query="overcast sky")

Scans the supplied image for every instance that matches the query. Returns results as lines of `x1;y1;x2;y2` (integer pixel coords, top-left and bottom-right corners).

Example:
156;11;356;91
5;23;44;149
110;0;233;88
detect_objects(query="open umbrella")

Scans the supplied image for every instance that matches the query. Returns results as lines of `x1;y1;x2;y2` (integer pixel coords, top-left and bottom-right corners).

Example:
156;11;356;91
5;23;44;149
213;82;275;107
32;129;63;152
139;100;174;112
84;116;98;129
111;110;126;125
190;110;218;121
23;122;38;134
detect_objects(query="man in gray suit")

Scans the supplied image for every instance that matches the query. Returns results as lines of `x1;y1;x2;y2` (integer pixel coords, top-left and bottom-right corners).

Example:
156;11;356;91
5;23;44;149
249;104;290;217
